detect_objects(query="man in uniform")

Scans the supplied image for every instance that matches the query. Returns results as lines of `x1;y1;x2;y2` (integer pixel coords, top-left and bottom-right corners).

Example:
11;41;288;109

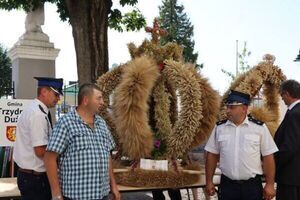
205;90;278;200
274;80;300;200
13;77;63;200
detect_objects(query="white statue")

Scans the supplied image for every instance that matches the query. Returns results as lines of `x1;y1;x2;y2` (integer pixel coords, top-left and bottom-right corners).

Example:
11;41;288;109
25;4;45;33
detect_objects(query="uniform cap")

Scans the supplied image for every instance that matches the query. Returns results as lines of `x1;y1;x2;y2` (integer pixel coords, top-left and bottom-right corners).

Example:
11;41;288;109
34;77;63;95
226;90;250;105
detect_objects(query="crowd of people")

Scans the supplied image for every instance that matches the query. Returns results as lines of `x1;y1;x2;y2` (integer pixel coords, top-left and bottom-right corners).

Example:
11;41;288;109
13;77;300;200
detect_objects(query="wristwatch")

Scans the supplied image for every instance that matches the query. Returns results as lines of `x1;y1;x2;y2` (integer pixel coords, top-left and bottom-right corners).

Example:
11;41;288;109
52;195;63;200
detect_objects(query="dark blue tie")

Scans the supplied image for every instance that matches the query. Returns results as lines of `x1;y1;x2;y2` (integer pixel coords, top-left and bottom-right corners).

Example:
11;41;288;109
39;105;53;129
47;111;53;129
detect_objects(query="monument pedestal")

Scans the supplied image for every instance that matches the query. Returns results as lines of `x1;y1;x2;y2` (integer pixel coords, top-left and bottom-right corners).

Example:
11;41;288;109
8;32;60;99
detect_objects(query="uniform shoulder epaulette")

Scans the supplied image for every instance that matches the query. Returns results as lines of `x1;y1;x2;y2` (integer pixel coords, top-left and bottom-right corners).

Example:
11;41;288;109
248;115;264;126
216;119;227;126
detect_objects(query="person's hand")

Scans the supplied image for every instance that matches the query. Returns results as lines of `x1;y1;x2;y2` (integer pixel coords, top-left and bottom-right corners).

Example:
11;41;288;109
263;183;276;200
51;195;64;200
205;181;216;196
111;185;121;200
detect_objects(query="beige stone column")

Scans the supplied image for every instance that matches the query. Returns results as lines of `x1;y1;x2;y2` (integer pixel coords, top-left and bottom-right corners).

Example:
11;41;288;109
8;32;60;99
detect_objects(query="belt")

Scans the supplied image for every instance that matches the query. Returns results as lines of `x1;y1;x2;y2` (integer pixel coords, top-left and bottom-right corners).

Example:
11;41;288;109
19;168;46;175
221;174;262;184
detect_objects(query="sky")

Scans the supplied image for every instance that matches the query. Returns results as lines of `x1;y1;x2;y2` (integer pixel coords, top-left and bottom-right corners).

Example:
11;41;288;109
0;0;299;94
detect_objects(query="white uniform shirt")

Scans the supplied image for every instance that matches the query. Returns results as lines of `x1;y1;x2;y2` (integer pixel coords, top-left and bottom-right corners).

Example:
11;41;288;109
205;116;278;180
13;99;51;172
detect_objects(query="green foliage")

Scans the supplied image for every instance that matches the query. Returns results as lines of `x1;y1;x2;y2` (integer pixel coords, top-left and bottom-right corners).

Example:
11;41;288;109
52;0;68;22
159;0;200;68
109;8;146;32
121;9;146;31
221;69;235;80
119;0;138;7
109;9;123;32
222;41;252;81
0;0;146;32
0;45;12;97
0;0;48;12
238;41;252;72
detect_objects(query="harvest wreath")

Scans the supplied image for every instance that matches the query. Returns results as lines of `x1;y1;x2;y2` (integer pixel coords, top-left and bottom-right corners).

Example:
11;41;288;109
219;54;286;135
96;19;219;187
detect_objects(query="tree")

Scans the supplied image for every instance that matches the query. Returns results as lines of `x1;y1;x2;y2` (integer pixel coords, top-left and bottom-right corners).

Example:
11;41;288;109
159;0;201;68
221;41;252;80
0;45;12;97
0;0;146;85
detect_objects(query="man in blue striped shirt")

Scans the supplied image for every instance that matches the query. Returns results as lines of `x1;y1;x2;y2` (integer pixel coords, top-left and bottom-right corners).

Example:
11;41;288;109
44;83;120;200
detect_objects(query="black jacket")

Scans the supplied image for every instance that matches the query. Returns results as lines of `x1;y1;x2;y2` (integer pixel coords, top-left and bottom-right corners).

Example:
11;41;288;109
274;102;300;185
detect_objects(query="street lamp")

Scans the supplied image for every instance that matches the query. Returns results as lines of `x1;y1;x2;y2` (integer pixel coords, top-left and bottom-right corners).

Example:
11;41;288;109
236;40;239;75
294;49;300;62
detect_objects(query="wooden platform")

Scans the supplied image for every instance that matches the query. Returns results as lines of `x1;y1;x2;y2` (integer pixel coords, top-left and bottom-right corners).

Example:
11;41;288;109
0;170;221;199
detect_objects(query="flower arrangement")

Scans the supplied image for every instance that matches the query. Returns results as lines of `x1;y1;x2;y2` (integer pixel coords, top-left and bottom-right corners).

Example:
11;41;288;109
151;135;167;159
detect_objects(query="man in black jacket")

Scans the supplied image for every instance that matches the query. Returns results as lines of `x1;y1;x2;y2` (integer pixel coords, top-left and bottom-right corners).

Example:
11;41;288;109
274;79;300;200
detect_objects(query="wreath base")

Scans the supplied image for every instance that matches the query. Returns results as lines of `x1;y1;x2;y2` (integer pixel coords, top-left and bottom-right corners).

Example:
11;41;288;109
115;169;200;188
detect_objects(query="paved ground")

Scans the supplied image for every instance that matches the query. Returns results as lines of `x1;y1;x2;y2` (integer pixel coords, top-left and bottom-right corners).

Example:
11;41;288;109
120;189;218;200
120;187;277;200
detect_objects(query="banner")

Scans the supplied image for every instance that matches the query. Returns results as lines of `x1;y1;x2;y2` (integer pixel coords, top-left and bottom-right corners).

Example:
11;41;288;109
140;158;168;171
0;99;32;146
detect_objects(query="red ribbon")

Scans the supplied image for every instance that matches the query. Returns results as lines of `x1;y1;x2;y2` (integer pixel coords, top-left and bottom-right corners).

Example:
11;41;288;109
158;62;165;71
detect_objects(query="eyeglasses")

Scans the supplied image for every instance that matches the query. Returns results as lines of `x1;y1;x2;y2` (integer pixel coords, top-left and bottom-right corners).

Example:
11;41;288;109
49;87;61;97
53;92;60;97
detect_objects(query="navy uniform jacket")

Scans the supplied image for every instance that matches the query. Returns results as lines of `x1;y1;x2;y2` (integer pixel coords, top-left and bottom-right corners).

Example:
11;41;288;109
274;102;300;185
